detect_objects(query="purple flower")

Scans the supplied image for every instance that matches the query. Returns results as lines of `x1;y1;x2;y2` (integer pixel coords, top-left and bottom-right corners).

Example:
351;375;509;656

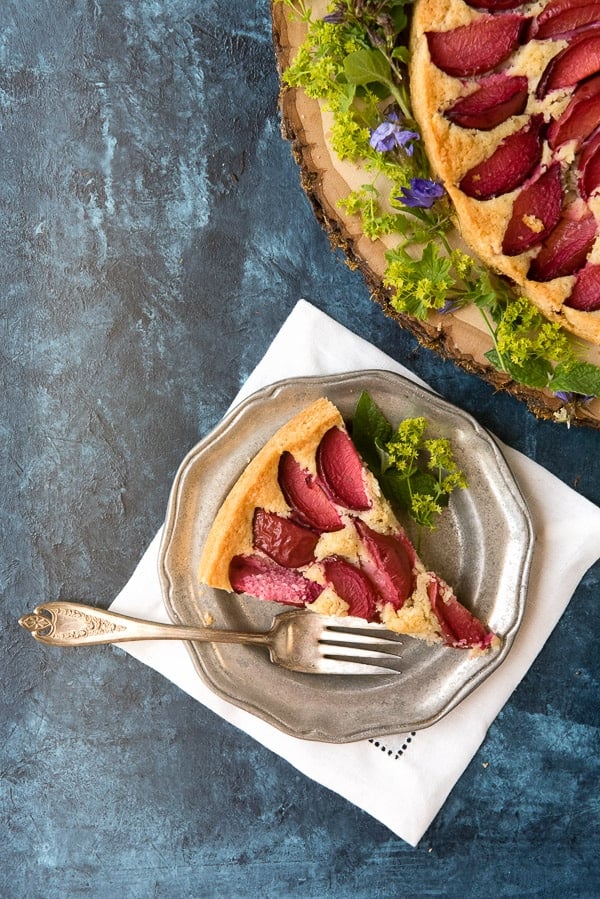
440;298;460;314
397;178;445;209
323;9;346;23
554;390;594;403
369;114;420;155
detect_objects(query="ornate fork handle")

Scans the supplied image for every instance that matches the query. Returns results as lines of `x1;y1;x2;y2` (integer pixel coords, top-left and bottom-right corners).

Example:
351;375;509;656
18;602;272;648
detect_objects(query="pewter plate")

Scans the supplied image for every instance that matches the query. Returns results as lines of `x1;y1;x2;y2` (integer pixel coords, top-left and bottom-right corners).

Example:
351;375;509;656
159;371;534;742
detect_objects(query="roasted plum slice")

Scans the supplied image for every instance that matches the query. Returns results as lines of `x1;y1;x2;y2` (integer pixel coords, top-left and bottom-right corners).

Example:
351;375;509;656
502;163;563;256
321;556;379;620
528;204;597;281
459;115;545;200
426;15;527;79
444;74;528;130
252;509;320;568
577;131;600;199
564;263;600;310
536;32;600;98
463;0;525;8
354;519;415;610
547;75;600;149
278;451;343;532
532;3;600;40
428;576;496;649
316;426;371;511
535;0;600;28
229;554;324;606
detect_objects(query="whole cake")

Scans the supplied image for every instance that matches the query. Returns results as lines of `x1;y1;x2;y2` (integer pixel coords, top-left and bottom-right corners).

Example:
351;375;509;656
198;397;497;652
409;0;600;343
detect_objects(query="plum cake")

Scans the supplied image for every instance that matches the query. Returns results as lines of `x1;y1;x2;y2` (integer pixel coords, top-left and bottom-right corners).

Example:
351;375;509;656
198;397;497;652
409;0;600;343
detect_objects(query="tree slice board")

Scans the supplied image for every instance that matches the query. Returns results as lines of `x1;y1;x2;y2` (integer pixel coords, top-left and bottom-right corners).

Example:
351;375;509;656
270;1;600;428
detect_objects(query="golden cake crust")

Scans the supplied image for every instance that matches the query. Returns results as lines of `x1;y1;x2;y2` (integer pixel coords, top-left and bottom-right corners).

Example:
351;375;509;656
198;397;343;591
409;0;600;343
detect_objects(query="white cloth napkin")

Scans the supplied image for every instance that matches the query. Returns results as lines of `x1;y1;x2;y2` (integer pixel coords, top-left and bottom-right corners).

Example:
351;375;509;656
110;300;600;846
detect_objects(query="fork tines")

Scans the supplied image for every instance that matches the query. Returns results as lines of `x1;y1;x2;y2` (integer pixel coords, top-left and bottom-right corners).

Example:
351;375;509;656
319;623;407;673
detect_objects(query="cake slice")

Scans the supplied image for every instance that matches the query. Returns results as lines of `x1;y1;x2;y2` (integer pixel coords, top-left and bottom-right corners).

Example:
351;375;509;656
198;398;497;652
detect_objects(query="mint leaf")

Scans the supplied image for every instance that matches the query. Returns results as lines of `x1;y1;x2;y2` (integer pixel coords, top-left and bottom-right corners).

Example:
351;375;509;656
343;48;392;89
549;361;600;397
391;46;410;64
338;81;356;113
484;348;503;370
351;391;393;472
390;9;409;34
381;467;447;514
380;467;412;509
485;349;552;389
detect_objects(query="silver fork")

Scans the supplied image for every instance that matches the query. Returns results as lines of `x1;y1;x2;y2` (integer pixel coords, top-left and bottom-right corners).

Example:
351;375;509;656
18;601;406;675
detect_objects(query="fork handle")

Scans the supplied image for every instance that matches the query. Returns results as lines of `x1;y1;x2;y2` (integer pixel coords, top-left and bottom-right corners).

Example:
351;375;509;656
18;601;271;648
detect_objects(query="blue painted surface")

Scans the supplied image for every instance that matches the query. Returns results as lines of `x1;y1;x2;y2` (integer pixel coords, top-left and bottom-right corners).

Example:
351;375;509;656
1;2;599;896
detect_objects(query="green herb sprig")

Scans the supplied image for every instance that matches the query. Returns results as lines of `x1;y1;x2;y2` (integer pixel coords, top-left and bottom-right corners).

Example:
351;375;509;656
351;391;468;544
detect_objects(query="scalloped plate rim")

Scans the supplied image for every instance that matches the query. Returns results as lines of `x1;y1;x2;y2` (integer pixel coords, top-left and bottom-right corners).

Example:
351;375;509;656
158;370;534;742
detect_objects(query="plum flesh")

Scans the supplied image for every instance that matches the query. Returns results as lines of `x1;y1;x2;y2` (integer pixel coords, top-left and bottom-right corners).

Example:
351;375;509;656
501;162;563;256
565;263;600;310
354;519;415;610
464;0;525;8
278;451;343;532
444;74;528;131
533;3;600;40
229;554;324;606
528;204;597;281
252;509;320;568
428;576;496;649
536;32;600;98
426;15;527;79
548;77;600;150
535;0;600;30
577;131;600;199
459;115;545;200
321;556;379;620
316;426;372;511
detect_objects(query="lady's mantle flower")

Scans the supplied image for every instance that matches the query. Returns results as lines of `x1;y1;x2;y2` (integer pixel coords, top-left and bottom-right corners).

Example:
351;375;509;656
397;177;445;208
369;112;420;155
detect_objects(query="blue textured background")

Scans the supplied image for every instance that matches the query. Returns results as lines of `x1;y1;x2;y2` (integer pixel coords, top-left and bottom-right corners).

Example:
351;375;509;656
2;2;599;896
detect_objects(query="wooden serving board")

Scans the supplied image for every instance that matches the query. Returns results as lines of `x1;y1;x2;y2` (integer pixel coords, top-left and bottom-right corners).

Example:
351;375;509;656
271;1;600;428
